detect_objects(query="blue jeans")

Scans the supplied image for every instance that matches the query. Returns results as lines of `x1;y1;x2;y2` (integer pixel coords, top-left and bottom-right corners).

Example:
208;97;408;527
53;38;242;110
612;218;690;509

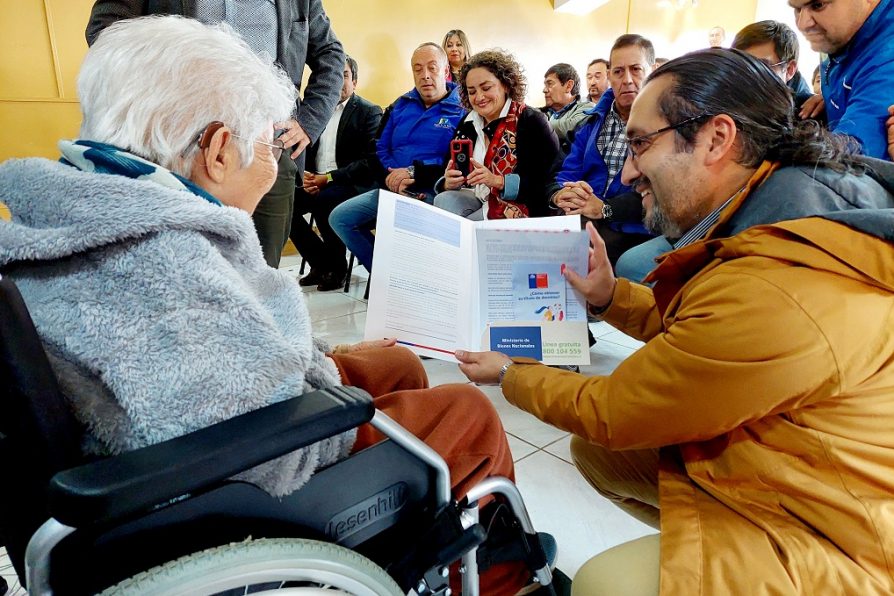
614;235;673;283
329;189;434;273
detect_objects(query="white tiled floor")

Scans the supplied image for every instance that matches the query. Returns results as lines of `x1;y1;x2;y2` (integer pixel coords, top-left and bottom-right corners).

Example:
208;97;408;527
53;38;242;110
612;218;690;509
283;255;657;580
0;257;654;593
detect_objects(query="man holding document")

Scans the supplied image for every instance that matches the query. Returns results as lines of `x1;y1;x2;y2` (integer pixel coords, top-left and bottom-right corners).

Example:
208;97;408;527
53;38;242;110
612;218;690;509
457;50;894;595
364;193;591;366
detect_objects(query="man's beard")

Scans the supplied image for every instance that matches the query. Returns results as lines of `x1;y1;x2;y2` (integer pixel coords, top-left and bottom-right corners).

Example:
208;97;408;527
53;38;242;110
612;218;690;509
643;194;682;238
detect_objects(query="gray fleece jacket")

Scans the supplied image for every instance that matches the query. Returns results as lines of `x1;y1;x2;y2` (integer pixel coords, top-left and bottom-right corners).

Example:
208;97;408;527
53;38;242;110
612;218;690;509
0;157;354;497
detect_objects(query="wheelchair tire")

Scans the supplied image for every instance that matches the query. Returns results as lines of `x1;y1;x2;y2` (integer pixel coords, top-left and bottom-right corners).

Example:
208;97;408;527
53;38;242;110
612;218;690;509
99;537;403;596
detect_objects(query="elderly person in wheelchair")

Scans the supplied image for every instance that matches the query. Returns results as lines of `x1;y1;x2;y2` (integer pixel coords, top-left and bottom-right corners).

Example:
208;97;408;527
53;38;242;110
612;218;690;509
0;16;558;596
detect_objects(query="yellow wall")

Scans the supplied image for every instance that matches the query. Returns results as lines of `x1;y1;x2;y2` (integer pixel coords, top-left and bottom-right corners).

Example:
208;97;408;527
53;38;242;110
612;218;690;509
0;0;94;160
0;0;762;162
327;0;757;109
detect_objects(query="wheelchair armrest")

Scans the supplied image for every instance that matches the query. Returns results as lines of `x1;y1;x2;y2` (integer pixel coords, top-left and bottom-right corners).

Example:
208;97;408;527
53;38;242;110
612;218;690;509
47;385;374;528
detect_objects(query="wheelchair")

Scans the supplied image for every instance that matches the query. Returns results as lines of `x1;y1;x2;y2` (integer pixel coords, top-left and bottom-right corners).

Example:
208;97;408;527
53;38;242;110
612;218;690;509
0;274;558;595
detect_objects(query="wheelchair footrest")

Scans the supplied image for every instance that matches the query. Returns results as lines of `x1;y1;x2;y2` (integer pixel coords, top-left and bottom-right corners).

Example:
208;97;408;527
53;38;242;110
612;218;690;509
477;503;550;573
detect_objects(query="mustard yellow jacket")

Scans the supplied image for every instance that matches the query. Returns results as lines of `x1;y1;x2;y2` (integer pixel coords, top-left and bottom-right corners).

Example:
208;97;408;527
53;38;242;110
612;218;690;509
503;163;894;594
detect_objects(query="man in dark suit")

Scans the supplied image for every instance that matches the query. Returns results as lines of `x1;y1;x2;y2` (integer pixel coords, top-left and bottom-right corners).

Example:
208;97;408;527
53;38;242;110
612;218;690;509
292;55;383;290
86;0;345;269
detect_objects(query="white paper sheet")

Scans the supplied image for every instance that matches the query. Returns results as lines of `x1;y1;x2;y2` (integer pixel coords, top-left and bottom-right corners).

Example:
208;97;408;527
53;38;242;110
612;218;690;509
365;192;589;364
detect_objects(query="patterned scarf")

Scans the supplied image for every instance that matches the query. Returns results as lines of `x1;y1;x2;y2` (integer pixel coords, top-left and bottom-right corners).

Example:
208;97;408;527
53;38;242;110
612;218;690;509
58;139;222;206
485;100;526;219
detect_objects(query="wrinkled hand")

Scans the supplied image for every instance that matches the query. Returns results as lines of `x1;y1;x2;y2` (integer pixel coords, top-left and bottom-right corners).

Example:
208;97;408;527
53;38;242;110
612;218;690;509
563;222;617;310
887;105;894;161
444;159;466;190
798;94;825;120
275;118;311;159
553;181;605;219
455;349;512;385
466;160;503;190
346;338;398;353
386;167;412;193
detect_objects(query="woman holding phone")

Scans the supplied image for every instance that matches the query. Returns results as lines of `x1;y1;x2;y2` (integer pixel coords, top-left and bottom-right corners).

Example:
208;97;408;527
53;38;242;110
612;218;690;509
442;29;471;83
434;50;561;219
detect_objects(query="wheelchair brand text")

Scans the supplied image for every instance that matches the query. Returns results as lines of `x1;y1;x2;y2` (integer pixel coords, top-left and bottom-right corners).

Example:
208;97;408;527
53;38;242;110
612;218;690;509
326;482;409;541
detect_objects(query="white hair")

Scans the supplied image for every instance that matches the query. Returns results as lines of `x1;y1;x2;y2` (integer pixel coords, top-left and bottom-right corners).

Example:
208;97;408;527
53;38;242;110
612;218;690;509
78;15;297;177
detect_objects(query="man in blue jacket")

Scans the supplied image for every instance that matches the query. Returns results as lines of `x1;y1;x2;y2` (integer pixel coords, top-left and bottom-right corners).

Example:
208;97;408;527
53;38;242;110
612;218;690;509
329;43;464;272
791;0;894;160
548;34;657;265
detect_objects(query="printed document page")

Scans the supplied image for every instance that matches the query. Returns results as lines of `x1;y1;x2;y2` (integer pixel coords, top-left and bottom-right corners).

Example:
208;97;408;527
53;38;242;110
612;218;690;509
365;192;478;360
475;221;590;365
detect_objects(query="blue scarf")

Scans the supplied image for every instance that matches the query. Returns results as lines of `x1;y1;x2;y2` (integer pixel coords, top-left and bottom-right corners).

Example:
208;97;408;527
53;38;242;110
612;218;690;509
59;139;222;206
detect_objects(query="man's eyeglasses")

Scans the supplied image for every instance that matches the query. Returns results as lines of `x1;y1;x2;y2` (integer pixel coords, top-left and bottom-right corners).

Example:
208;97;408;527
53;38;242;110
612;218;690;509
193;120;285;160
626;113;714;160
756;58;788;72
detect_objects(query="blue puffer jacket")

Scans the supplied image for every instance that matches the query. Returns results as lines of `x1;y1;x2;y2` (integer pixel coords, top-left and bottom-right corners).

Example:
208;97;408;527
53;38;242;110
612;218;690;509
823;0;894;160
551;89;630;200
376;83;465;174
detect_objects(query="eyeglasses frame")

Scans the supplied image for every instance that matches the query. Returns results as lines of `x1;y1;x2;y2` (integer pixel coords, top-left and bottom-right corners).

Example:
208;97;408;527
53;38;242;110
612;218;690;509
626;113;715;161
193;120;285;160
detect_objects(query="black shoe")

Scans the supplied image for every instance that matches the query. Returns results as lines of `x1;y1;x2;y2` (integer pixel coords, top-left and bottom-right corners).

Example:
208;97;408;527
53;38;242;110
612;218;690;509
299;269;323;287
316;271;346;292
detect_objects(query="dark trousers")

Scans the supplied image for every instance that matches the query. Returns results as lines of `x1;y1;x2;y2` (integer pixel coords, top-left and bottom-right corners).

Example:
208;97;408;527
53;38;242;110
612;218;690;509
290;183;358;275
253;152;299;268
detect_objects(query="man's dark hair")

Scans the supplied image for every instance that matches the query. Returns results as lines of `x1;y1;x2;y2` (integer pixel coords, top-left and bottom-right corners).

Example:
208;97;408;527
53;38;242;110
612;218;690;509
345;55;358;83
648;49;858;171
610;34;656;67
544;63;581;98
588;58;609;69
731;20;799;64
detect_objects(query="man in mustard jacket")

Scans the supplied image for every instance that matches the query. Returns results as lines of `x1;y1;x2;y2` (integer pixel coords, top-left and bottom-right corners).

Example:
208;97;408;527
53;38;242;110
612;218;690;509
459;49;894;595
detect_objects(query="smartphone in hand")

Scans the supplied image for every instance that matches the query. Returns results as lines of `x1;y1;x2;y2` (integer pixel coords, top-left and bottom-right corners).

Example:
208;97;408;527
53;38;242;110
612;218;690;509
450;139;473;178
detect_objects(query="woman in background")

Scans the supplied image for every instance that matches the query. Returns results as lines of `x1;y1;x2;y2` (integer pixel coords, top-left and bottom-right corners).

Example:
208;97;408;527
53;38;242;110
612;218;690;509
434;50;561;219
442;29;472;83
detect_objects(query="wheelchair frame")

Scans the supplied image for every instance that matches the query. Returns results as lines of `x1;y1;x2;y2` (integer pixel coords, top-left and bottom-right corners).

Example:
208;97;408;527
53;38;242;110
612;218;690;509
26;410;552;596
0;273;553;596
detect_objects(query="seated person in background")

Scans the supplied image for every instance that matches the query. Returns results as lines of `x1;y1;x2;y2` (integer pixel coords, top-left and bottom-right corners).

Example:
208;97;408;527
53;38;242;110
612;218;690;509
433;50;561;220
540;63;594;153
617;20;831;283
458;48;894;595
329;43;465;273
731;20;825;121
442;29;472;83
708;25;725;48
291;55;382;291
0;18;530;594
792;0;894;160
585;58;609;104
549;34;657;266
812;63;822;94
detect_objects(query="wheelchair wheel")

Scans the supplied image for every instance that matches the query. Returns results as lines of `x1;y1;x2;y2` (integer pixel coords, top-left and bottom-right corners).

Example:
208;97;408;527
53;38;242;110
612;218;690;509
100;537;403;596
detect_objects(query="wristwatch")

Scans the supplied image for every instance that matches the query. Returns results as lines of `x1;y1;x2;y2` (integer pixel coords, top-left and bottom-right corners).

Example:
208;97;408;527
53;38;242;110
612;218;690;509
498;361;513;386
600;201;613;220
406;165;415;179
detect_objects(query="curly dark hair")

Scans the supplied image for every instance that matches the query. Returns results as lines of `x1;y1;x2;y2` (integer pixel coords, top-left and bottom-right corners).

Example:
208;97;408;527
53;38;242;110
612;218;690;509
458;50;526;111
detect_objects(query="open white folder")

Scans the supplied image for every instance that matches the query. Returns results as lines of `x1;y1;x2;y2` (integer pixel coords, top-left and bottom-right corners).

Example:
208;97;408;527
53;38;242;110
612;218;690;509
364;191;591;365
